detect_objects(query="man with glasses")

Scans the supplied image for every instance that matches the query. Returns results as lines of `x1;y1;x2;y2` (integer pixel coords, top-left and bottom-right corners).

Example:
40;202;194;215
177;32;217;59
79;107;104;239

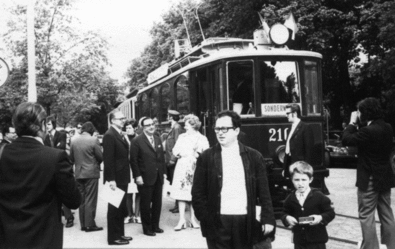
103;111;133;245
130;117;166;236
283;103;314;179
192;110;276;249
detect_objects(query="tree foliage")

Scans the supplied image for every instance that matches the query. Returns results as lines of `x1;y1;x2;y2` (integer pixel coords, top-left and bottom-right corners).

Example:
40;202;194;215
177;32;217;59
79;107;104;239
125;0;395;130
0;0;121;131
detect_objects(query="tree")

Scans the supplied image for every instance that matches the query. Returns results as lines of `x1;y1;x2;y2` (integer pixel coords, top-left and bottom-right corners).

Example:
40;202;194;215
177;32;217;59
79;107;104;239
125;0;395;130
1;0;120;130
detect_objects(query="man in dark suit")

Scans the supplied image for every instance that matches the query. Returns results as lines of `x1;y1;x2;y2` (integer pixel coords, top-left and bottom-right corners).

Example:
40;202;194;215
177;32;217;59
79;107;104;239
283;103;314;178
0;102;81;249
70;121;103;232
44;115;67;150
103;111;133;245
342;97;395;249
43;115;75;228
130;117;166;236
192;110;275;248
1;126;17;144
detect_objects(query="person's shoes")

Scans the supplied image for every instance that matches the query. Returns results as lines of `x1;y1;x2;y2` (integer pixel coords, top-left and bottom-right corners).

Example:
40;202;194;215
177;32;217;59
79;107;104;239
85;226;103;232
170;207;179;213
153;228;164;233
124;216;132;224
174;221;187;231
81;227;87;231
65;218;74;228
190;222;200;229
120;236;133;241
143;231;156;236
135;216;141;223
108;239;129;245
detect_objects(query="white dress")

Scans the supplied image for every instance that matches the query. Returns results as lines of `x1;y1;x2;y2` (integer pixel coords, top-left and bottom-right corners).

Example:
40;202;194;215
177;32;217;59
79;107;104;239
170;132;209;201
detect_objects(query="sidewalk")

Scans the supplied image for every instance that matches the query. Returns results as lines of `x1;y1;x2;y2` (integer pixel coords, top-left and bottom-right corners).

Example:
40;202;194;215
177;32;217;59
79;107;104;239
63;169;395;248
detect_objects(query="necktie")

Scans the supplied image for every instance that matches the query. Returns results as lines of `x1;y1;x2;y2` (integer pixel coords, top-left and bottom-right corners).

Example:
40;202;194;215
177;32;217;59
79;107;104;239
150;136;155;149
49;133;54;147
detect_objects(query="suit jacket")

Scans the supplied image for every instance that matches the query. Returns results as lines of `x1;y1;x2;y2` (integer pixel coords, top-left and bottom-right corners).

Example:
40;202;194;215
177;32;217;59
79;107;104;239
103;126;131;185
284;121;314;177
192;142;276;246
44;130;67;150
70;132;103;179
342;119;395;191
0;137;81;249
164;122;184;164
130;133;166;186
281;189;335;245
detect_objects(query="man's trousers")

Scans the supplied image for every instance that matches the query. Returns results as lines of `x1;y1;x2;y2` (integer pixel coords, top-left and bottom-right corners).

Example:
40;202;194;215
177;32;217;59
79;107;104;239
76;178;98;228
107;184;127;242
358;180;395;249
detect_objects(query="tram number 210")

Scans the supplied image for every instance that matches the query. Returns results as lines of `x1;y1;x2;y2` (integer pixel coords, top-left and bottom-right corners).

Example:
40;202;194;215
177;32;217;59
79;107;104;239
268;128;289;142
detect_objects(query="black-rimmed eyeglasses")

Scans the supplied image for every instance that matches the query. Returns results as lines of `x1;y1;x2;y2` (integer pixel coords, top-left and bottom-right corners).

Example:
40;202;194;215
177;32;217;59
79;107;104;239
214;127;236;133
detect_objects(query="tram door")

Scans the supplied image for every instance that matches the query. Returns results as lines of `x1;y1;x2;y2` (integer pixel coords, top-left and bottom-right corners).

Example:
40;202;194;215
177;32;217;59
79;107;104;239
192;65;222;146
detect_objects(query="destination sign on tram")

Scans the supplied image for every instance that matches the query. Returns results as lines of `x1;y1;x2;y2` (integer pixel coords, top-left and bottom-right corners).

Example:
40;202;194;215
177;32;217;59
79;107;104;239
261;104;287;116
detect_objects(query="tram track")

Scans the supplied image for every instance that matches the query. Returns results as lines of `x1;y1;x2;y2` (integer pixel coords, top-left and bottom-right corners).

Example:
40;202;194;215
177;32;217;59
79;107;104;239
335;213;381;224
277;224;358;245
275;211;383;246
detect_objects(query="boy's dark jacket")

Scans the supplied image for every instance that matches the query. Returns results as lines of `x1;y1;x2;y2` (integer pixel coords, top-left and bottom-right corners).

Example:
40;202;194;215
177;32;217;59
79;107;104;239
192;142;276;246
281;189;335;245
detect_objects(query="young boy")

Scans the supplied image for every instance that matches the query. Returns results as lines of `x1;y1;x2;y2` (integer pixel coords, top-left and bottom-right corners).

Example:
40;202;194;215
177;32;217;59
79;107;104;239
281;161;335;249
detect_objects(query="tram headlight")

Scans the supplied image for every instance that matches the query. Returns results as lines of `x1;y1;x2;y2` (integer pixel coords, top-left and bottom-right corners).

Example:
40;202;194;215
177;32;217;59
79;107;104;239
269;24;290;46
274;145;286;165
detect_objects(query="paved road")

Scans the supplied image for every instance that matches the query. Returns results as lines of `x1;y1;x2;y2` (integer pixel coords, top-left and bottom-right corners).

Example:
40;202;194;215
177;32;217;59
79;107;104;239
63;169;395;248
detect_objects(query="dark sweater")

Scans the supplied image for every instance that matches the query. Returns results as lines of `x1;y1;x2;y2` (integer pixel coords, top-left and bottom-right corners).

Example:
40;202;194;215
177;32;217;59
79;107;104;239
281;189;335;245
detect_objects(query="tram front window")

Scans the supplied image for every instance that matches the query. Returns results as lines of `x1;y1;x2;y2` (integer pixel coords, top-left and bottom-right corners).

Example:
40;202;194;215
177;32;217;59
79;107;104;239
260;61;300;116
227;61;254;115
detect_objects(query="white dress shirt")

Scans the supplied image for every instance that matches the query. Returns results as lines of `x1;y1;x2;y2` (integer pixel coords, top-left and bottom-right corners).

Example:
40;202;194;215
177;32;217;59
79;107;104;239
285;118;301;155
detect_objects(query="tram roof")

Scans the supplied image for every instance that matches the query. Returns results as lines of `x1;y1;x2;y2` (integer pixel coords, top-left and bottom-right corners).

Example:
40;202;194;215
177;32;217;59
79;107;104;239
137;38;323;94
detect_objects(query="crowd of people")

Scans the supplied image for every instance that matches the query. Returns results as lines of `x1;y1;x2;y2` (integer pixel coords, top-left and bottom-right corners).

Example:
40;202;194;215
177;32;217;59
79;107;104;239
0;97;394;249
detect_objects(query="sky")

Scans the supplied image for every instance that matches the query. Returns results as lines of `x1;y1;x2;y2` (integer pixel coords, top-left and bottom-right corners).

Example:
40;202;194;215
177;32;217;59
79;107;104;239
73;0;178;83
0;0;180;84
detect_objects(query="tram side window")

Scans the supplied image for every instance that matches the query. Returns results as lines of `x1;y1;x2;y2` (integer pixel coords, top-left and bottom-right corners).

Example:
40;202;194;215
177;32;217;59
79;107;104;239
303;60;321;115
227;61;254;115
150;88;160;121
160;83;171;122
175;76;190;115
139;93;150;118
260;61;300;116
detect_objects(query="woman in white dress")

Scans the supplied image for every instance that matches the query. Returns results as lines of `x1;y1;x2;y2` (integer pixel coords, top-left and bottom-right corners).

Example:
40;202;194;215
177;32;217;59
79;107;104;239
171;114;209;230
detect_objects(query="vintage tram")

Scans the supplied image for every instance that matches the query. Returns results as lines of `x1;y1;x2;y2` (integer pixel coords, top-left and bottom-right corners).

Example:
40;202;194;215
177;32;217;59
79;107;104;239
111;24;329;216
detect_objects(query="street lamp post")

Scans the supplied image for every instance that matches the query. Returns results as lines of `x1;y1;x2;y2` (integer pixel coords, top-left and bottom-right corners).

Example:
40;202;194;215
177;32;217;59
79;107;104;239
27;0;37;102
